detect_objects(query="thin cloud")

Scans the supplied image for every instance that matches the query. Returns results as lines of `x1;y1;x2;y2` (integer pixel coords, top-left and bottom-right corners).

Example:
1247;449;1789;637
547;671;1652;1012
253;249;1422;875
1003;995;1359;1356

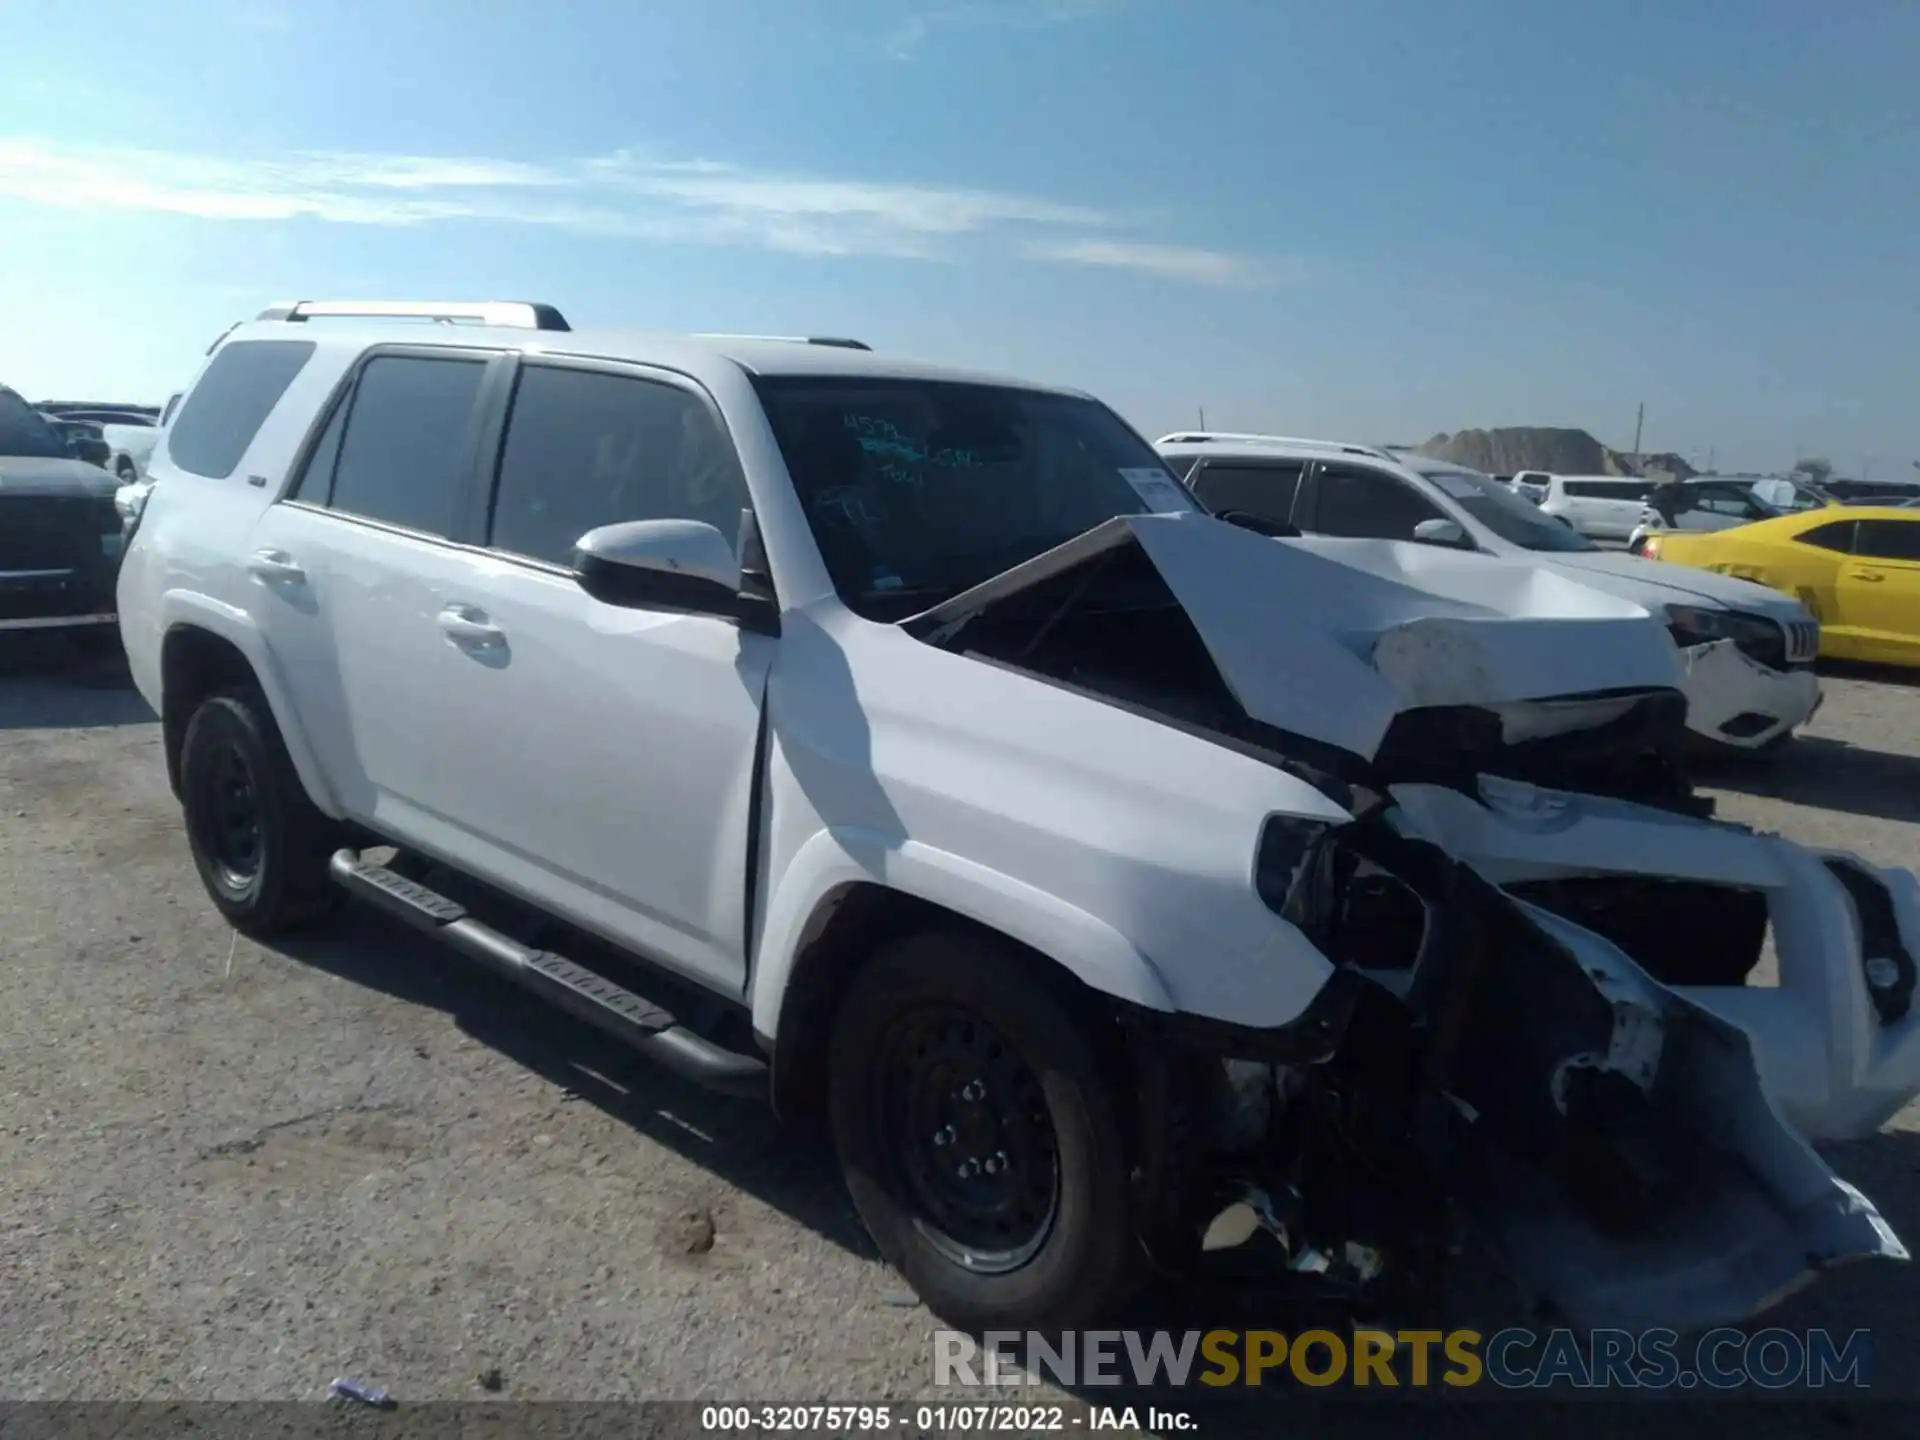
0;137;1267;282
1023;237;1278;287
884;0;1124;59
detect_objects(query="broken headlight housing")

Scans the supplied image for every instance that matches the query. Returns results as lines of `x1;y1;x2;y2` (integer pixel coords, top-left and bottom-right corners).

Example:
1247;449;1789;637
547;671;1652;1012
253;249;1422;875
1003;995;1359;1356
1254;816;1345;933
1664;604;1786;668
1254;814;1426;971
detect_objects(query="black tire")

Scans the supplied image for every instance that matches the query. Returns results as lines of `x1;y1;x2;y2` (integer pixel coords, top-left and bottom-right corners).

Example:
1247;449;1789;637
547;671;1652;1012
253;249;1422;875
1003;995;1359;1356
828;930;1136;1331
179;685;342;937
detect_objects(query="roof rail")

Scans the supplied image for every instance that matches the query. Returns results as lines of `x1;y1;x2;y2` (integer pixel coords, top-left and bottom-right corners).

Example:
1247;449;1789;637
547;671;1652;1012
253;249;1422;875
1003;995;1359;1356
692;333;872;351
257;300;572;331
1155;430;1394;460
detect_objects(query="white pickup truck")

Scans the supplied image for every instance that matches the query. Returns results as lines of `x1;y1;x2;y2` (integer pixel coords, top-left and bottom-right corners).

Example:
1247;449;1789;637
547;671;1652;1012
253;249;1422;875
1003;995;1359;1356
118;301;1918;1334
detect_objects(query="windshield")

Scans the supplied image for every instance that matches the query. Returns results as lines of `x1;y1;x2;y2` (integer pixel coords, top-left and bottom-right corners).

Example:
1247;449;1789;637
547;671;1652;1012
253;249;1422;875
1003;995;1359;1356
0;389;69;459
751;376;1196;616
1415;464;1598;551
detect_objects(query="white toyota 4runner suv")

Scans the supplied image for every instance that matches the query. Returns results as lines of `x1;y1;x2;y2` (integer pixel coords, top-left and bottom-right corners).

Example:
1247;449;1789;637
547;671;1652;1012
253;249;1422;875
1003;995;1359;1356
121;302;1919;1334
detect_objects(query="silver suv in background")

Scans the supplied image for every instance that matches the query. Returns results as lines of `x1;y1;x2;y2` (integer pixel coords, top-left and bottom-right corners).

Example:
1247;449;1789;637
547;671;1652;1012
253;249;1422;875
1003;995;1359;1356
1157;433;1822;753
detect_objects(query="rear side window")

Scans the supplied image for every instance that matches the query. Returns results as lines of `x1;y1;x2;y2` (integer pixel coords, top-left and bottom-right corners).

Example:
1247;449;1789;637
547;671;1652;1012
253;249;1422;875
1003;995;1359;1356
1563;480;1651;500
1797;519;1856;553
167;340;315;479
324;355;486;538
1188;461;1304;526
487;364;750;567
1854;519;1920;562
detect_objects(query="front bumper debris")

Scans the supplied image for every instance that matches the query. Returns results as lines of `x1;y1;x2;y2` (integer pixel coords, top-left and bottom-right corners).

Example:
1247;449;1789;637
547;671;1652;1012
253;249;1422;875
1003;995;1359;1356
1140;778;1916;1331
1393;776;1920;1141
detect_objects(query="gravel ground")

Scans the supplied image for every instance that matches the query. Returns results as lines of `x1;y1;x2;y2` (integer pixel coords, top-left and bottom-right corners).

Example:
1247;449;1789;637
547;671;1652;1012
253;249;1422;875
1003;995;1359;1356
1;631;1917;1428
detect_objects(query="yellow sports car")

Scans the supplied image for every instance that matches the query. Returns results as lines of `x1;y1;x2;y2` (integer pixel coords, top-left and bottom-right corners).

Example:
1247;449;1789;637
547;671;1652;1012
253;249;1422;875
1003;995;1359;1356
1642;505;1920;666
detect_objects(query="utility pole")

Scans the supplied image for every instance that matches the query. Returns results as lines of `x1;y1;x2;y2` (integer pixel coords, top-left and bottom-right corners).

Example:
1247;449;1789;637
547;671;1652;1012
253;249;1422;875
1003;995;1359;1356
1198;406;1207;429
1632;402;1645;464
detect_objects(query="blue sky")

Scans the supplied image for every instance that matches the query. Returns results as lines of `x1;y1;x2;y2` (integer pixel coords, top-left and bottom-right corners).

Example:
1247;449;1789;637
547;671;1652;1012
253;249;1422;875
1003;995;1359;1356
2;0;1915;476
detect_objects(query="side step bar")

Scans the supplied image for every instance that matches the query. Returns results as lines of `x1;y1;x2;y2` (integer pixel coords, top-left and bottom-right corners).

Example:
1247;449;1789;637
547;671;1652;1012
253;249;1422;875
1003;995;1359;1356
329;851;767;1099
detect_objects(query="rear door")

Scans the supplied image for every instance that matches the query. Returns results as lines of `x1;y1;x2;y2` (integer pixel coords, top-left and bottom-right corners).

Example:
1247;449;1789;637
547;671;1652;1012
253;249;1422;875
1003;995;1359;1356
245;345;508;833
1562;480;1652;539
1678;481;1774;533
422;356;774;994
1836;518;1920;663
1183;457;1306;529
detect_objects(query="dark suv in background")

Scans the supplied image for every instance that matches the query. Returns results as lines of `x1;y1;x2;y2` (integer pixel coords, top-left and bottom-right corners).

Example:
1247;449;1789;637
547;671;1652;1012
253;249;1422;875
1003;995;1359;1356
0;384;127;649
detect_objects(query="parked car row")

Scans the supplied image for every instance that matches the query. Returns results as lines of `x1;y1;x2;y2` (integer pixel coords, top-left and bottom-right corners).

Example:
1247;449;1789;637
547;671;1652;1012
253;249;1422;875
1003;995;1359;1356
101;299;1919;1341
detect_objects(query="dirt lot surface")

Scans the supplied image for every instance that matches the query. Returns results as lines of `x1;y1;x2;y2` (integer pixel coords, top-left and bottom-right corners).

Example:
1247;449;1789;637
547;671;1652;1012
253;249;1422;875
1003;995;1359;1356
2;632;1917;1430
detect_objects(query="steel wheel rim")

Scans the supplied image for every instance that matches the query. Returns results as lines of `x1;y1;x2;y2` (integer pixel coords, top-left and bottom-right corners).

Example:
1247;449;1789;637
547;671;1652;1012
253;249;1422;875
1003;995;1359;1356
194;739;263;888
874;1003;1060;1274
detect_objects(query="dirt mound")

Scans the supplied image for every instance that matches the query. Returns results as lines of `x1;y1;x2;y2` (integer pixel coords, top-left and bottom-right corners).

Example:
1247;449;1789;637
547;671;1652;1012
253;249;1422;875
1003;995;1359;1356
1416;427;1696;480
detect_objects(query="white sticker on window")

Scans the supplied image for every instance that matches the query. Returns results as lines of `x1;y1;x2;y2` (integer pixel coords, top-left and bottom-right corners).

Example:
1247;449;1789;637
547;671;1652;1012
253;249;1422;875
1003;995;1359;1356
1119;467;1193;514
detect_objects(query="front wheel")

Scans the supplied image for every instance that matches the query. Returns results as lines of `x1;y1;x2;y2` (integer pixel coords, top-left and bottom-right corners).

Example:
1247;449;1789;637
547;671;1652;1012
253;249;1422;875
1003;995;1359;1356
828;930;1137;1331
179;685;342;936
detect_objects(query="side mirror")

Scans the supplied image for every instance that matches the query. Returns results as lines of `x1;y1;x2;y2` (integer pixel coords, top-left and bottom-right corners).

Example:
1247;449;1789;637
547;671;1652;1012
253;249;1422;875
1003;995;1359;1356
1218;510;1300;539
574;519;743;615
1411;518;1471;548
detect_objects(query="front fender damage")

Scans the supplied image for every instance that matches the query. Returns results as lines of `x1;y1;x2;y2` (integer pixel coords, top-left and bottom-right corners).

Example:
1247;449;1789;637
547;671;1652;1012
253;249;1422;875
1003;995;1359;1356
1128;802;1908;1332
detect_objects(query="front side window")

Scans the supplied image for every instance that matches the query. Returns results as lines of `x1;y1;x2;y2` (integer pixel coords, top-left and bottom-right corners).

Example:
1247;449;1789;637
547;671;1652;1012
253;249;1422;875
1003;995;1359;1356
1853;519;1920;563
168;340;315;479
1188;461;1304;527
488;364;750;567
1313;465;1447;540
750;376;1191;615
324;355;486;538
1691;484;1773;519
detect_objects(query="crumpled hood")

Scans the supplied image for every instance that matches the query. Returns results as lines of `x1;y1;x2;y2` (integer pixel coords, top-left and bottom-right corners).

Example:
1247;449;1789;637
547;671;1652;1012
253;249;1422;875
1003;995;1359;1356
911;513;1686;765
0;455;118;499
1552;549;1809;622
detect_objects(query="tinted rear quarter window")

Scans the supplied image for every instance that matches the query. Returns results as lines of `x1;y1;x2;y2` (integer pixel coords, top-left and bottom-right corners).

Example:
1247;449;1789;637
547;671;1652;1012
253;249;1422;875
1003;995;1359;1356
1188;461;1304;526
325;355;486;538
1854;519;1920;563
1797;519;1857;553
168;340;316;478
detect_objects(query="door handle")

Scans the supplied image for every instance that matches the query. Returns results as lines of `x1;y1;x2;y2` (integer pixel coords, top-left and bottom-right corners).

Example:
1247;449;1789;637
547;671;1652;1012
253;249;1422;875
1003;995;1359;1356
1851;570;1885;583
437;605;505;646
247;549;306;583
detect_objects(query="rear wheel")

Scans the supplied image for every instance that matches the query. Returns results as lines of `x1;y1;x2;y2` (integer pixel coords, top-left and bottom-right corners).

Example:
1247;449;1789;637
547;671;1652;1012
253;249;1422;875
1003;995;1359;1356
179;685;342;936
828;930;1136;1331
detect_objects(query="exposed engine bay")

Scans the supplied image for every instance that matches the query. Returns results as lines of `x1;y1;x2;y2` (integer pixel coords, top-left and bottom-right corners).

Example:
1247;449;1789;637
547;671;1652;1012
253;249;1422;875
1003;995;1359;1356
911;534;1704;813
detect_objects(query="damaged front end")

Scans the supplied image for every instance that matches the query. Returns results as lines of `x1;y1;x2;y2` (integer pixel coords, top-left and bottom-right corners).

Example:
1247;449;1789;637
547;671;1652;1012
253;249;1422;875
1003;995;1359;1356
1124;799;1909;1333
